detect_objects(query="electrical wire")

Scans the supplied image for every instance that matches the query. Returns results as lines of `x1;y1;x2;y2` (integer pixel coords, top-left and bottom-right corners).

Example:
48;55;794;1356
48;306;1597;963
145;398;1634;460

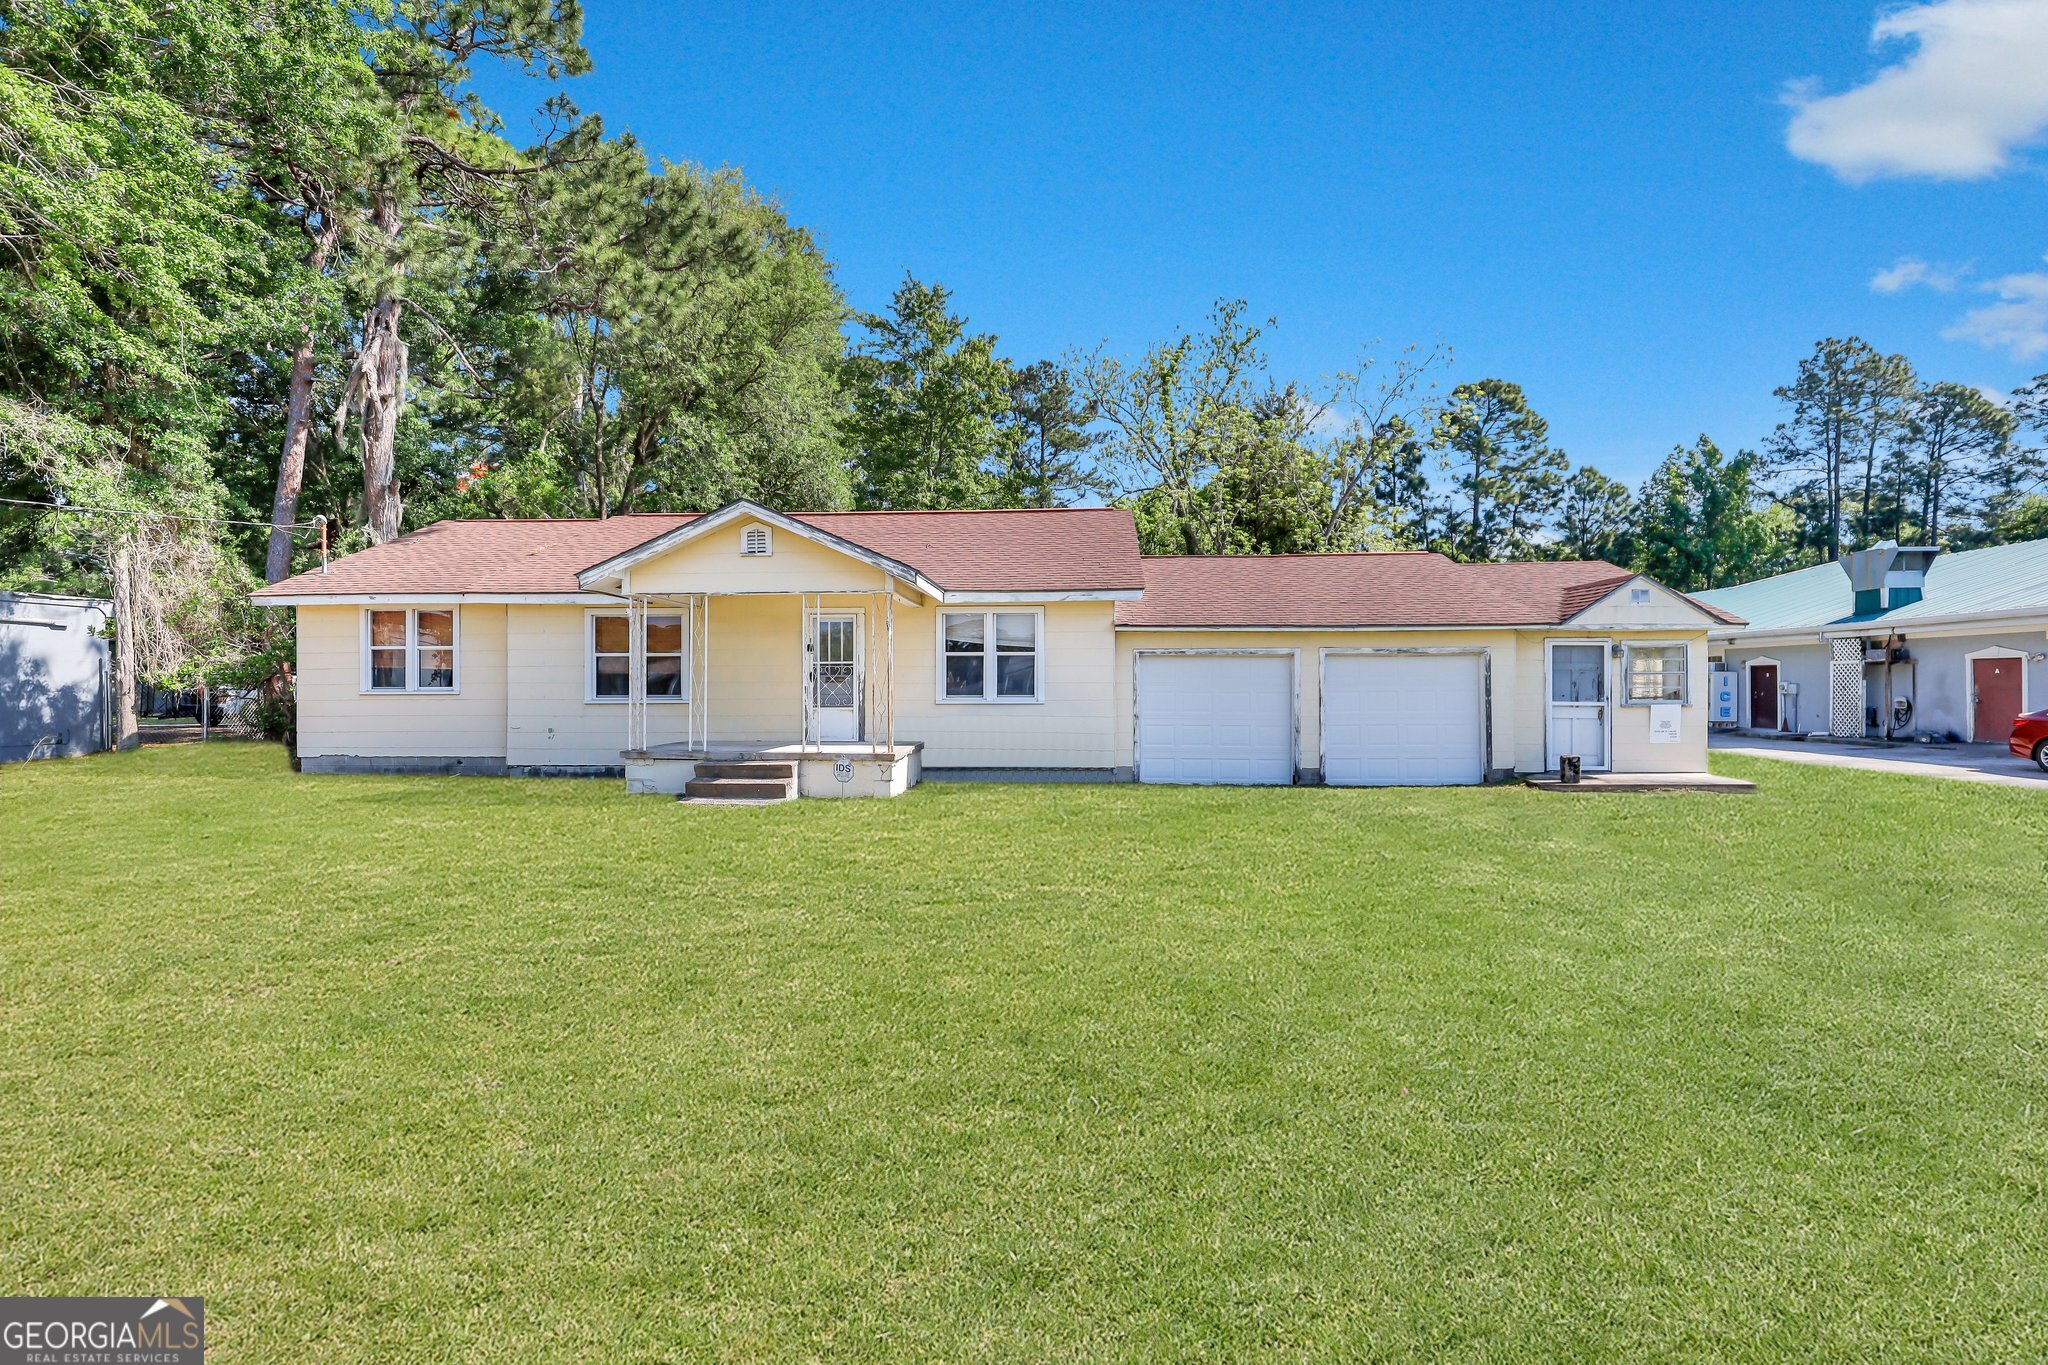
0;495;325;534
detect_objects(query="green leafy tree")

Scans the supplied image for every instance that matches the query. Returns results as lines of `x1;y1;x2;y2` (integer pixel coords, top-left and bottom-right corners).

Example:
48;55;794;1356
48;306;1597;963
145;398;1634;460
326;1;589;544
1848;349;1917;546
475;137;847;518
1883;381;2017;545
1081;299;1270;553
995;361;1106;507
1551;465;1637;564
843;276;1016;509
1635;437;1788;590
1430;379;1566;560
1766;337;1897;561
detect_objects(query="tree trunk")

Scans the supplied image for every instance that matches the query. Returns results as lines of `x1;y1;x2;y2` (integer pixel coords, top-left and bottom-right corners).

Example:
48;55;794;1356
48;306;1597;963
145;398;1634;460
266;212;341;582
111;539;139;751
356;190;407;544
357;293;407;542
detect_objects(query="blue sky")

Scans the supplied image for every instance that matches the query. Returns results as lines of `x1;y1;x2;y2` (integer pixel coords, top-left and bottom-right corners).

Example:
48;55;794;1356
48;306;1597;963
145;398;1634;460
476;0;2048;485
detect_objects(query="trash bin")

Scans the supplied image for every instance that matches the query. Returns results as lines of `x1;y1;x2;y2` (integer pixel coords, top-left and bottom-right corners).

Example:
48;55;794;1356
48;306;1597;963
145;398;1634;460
1559;755;1582;784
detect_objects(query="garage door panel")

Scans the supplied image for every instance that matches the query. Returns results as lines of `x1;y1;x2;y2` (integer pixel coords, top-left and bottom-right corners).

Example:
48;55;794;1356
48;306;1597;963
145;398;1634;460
1138;654;1294;785
1323;653;1484;786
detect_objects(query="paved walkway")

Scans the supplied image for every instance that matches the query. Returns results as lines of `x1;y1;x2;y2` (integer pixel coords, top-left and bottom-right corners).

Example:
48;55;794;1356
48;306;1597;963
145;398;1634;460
1711;733;2048;789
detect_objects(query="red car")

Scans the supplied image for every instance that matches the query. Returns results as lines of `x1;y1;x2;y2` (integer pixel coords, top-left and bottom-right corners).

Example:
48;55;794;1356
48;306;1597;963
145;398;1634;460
2012;709;2048;772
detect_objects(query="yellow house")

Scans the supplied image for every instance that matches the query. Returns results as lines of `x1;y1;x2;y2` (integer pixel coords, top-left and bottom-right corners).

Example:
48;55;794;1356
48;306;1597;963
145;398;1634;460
253;501;1744;799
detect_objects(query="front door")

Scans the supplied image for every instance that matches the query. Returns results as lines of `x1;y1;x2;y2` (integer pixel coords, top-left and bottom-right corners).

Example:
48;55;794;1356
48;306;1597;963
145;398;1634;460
1547;642;1609;770
1972;657;2023;742
1749;665;1779;731
809;613;861;742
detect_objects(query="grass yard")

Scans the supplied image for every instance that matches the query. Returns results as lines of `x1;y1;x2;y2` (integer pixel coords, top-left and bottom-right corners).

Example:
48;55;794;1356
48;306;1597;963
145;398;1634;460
4;744;2047;1360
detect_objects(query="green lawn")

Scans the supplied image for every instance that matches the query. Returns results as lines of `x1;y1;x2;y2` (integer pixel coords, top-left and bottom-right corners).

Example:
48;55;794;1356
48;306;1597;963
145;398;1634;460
4;745;2046;1360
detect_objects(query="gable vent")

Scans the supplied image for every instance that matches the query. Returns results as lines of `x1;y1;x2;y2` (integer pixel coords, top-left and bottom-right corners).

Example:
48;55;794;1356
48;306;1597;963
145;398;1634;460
740;525;772;557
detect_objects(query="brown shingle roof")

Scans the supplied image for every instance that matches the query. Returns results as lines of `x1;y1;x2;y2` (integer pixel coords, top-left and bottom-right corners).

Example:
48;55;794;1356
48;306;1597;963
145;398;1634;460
1113;553;1744;627
253;506;1145;598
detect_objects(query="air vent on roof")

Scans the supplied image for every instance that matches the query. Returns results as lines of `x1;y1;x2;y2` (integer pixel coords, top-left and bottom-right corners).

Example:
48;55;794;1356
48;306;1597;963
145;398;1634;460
740;525;772;557
1841;541;1939;612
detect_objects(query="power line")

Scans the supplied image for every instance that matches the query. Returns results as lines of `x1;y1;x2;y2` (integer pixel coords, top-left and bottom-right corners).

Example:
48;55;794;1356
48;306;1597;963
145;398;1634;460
0;496;325;534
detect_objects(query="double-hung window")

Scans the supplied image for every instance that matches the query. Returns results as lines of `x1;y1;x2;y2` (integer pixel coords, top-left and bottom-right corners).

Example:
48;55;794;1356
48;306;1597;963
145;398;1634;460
364;608;458;692
940;610;1042;702
1623;643;1688;704
588;611;688;702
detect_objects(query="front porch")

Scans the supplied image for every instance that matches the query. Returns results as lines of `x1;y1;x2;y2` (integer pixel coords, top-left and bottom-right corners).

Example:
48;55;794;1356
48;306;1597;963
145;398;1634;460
606;587;920;799
623;739;924;800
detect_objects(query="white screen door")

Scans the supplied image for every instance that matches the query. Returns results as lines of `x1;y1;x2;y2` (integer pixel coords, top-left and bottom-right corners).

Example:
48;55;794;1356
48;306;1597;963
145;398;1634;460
810;613;861;742
1547;642;1609;770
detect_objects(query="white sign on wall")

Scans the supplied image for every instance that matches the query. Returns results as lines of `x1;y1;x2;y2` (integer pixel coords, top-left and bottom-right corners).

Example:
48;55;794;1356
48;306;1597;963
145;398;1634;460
1649;702;1682;744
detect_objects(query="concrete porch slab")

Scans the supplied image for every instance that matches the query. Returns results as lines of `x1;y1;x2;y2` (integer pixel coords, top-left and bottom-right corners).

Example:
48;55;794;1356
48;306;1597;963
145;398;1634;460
1526;771;1755;792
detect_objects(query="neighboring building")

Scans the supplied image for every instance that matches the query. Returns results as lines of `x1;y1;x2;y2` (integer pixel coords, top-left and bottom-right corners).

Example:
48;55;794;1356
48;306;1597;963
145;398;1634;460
1696;538;2048;744
251;500;1741;796
1;590;111;763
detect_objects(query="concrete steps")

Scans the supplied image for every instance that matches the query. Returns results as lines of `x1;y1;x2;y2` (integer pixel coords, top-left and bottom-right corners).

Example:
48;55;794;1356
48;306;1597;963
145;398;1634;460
682;760;797;803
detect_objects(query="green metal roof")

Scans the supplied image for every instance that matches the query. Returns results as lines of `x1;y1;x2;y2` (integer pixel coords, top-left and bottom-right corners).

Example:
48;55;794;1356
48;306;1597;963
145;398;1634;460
1696;537;2048;634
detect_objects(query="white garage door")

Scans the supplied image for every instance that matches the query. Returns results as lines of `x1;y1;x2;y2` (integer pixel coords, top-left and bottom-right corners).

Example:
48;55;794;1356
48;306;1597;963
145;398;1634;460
1138;654;1294;785
1322;652;1485;786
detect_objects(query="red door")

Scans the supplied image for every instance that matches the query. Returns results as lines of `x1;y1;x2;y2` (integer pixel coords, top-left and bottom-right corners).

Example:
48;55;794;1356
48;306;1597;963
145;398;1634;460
1972;657;2023;741
1749;665;1778;731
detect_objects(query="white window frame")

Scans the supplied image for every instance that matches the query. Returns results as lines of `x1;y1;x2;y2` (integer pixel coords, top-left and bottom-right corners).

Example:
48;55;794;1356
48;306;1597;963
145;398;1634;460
360;607;461;694
585;609;691;704
1621;641;1689;706
740;525;773;556
935;607;1045;704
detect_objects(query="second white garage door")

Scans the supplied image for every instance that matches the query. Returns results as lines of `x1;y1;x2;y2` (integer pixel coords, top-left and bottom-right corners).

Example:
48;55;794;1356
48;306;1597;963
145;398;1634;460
1137;654;1295;784
1322;652;1486;786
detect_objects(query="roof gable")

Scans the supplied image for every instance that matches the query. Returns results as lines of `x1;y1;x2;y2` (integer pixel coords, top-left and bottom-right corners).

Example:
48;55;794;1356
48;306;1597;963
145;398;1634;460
1561;575;1743;628
577;501;937;595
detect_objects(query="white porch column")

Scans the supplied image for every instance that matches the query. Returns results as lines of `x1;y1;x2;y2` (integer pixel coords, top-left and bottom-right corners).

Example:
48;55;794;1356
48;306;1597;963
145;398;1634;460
627;593;647;753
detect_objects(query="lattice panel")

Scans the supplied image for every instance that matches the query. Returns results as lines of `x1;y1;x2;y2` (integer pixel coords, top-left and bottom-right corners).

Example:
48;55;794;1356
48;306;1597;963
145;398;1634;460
1829;638;1865;737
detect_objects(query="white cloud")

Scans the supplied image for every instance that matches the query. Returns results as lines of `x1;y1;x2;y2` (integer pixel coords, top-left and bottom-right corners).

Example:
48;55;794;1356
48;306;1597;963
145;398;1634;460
1869;255;1970;293
1785;0;2048;182
1941;258;2048;358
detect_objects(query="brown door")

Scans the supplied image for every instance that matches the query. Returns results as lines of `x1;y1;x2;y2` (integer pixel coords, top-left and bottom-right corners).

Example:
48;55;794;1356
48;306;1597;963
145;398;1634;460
1972;657;2024;741
1748;665;1778;731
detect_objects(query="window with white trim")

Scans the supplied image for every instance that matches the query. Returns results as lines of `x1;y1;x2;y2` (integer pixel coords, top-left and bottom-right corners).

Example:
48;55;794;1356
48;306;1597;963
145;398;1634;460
1623;643;1688;703
741;525;772;556
587;611;688;702
364;608;458;692
940;610;1042;701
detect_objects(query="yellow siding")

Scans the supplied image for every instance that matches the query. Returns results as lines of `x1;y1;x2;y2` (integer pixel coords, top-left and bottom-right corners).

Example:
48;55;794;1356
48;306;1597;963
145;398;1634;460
294;593;1710;778
893;601;1119;768
626;518;891;595
1510;630;1713;773
295;603;508;759
1114;629;1524;774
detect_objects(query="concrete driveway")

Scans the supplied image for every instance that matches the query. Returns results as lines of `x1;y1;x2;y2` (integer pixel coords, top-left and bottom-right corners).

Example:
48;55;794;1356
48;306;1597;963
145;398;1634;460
1711;733;2048;789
